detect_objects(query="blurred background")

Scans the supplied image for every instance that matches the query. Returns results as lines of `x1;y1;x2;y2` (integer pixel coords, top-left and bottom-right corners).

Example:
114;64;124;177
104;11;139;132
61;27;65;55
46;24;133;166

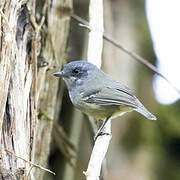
47;0;180;179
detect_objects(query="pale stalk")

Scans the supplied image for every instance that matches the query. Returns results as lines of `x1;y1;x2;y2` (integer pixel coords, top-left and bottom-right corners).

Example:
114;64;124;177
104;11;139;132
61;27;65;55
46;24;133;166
85;0;112;179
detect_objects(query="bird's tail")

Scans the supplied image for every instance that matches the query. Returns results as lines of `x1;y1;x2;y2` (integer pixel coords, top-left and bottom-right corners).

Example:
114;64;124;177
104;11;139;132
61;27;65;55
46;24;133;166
135;107;157;120
135;99;157;120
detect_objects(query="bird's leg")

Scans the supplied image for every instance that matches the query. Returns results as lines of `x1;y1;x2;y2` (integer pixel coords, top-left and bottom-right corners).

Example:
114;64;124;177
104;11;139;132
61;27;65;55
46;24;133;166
94;117;111;141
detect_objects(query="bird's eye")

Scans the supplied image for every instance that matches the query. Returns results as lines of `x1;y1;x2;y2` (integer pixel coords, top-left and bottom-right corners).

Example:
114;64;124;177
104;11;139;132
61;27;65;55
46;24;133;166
72;68;80;74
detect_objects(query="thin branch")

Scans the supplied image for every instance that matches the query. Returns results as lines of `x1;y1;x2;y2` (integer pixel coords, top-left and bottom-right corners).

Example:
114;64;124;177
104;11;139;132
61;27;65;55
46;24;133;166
30;14;45;109
71;14;180;95
5;149;56;175
25;165;34;180
85;0;111;180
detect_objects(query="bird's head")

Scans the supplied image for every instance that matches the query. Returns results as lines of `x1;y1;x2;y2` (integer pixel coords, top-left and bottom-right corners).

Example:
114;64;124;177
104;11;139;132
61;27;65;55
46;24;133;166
53;61;99;89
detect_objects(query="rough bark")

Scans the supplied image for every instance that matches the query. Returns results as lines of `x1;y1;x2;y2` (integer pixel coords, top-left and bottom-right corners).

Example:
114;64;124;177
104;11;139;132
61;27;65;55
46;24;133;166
0;0;72;179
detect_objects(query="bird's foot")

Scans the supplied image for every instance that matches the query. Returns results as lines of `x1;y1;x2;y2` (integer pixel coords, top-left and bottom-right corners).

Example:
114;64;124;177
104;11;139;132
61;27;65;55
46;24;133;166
94;131;111;141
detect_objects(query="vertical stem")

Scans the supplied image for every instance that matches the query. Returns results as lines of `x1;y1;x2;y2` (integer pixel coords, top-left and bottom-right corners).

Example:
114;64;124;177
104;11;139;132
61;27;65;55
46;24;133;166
87;0;104;68
85;0;112;180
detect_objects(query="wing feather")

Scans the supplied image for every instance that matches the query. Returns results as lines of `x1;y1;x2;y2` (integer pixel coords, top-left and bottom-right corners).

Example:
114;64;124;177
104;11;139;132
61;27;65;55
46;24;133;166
83;86;138;108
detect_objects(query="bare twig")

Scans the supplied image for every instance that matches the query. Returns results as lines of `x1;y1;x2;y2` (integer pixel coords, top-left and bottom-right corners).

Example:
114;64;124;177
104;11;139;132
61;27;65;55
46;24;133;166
29;14;45;163
25;165;34;180
71;14;180;95
30;15;45;36
5;149;56;175
84;0;111;180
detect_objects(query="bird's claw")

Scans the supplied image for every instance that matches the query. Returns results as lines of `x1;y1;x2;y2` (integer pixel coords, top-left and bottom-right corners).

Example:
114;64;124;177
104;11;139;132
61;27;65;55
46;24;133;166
94;132;111;141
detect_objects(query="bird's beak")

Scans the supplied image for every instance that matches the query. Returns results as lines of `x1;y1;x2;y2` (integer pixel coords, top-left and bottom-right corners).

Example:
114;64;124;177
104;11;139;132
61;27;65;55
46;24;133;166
53;71;64;77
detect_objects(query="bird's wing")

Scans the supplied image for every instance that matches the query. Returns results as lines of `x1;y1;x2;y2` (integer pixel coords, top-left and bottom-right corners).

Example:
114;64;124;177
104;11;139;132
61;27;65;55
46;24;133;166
82;86;138;108
81;80;156;120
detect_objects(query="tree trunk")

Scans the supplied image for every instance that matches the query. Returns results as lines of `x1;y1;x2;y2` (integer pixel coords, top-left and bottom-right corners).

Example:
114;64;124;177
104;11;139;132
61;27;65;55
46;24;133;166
0;0;72;179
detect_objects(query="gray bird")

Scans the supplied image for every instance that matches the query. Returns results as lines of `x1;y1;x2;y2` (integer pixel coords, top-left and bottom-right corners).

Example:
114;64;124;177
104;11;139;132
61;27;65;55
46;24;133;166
54;61;156;140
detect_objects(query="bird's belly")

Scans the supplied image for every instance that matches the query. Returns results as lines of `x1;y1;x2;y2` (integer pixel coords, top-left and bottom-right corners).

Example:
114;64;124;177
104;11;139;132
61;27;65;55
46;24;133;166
75;102;132;120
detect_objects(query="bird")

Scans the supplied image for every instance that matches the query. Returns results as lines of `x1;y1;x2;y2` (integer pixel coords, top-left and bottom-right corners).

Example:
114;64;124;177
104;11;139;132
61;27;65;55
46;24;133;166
53;60;157;140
